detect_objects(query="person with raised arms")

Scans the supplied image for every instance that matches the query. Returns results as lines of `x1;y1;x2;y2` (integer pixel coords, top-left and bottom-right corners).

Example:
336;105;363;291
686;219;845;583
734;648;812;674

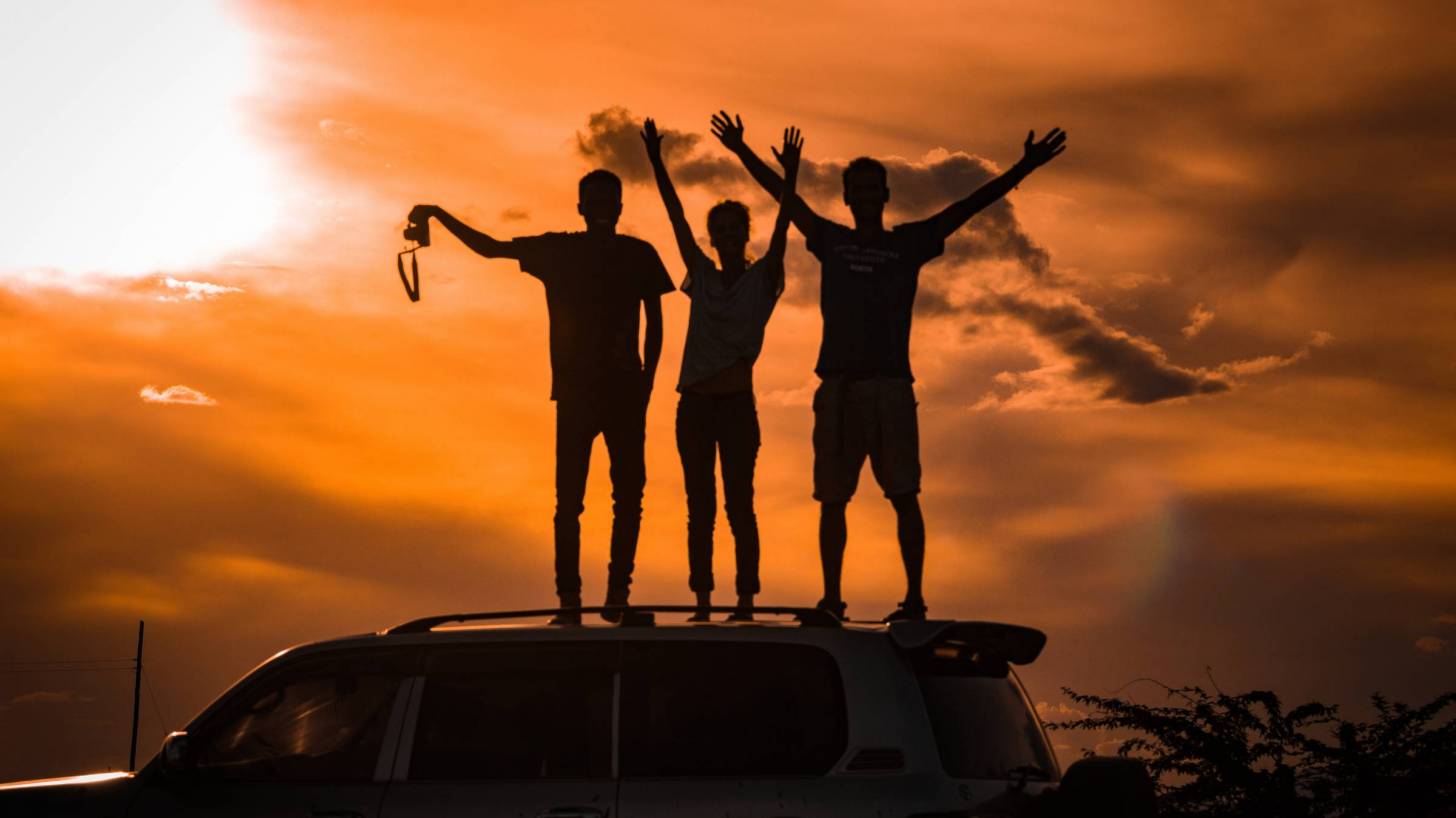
641;117;802;622
712;110;1066;621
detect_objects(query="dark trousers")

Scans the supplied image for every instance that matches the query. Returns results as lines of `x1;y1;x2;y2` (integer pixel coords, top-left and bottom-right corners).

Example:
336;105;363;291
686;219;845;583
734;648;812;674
675;391;761;596
554;391;647;599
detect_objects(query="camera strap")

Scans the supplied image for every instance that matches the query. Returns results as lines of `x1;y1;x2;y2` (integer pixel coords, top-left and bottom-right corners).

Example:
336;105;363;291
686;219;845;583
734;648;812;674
397;250;420;302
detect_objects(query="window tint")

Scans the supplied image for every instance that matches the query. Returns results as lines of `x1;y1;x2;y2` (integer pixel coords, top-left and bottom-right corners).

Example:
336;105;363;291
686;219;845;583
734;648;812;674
914;652;1056;781
197;652;405;782
409;644;615;780
621;641;846;777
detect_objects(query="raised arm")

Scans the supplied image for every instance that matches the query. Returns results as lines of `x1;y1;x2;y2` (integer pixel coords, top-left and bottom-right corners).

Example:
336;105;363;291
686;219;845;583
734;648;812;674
711;111;825;238
927;128;1067;243
408;204;520;259
763;126;803;294
641;118;711;271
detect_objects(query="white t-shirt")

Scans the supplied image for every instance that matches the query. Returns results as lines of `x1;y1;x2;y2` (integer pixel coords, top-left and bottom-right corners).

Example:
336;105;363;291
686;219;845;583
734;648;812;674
676;255;782;391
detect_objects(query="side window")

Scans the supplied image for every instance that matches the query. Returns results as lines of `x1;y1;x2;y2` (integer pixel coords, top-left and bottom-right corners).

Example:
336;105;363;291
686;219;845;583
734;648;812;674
621;641;847;777
195;652;407;782
913;650;1056;781
408;644;616;780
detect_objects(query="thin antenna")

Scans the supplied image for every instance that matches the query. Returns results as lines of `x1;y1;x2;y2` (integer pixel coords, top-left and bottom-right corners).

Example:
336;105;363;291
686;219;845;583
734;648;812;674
128;620;144;770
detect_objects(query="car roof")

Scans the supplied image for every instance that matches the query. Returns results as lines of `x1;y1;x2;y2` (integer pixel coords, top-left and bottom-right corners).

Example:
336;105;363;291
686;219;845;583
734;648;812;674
274;609;1047;667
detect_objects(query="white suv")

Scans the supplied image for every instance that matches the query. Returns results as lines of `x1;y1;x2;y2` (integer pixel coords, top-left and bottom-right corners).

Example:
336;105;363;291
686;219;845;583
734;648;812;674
0;606;1153;817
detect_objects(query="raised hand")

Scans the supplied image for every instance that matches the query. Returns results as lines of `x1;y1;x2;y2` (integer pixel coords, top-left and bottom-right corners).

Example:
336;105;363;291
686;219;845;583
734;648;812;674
640;117;664;162
710;110;746;152
1021;128;1067;169
408;204;438;224
770;126;803;178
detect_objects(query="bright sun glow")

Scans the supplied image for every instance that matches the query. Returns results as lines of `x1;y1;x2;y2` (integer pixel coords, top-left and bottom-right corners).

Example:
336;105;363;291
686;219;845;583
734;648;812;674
0;1;279;281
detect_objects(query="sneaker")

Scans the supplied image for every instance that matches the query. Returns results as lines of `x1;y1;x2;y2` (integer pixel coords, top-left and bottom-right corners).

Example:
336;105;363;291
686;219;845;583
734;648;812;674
549;595;582;626
814;597;848;622
882;597;927;622
687;608;712;623
601;586;629;623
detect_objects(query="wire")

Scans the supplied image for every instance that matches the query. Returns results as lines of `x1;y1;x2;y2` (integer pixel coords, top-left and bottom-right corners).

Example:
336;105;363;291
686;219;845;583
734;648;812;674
0;667;135;674
0;659;134;666
142;668;169;732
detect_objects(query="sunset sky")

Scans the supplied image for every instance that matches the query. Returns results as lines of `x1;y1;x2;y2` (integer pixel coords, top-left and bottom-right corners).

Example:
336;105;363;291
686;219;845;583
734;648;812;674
2;0;1453;780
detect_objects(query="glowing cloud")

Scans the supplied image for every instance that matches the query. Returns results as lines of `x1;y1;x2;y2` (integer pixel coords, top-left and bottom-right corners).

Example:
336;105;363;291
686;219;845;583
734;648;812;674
1182;303;1215;338
159;277;244;301
139;385;217;407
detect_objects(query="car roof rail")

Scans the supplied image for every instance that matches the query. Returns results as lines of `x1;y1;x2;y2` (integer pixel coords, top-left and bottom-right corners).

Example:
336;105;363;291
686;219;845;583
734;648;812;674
382;605;844;634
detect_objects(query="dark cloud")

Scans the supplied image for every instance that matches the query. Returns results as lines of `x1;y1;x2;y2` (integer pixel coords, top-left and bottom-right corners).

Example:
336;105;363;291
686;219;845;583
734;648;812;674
576;107;1051;276
575;106;741;187
973;291;1230;404
499;207;530;222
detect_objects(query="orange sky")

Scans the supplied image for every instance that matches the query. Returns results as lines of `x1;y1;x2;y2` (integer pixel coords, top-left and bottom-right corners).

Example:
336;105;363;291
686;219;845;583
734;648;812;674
2;0;1454;780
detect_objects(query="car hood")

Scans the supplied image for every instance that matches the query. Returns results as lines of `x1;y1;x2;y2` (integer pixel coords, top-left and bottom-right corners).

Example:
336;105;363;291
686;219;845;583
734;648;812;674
0;771;133;791
0;771;137;813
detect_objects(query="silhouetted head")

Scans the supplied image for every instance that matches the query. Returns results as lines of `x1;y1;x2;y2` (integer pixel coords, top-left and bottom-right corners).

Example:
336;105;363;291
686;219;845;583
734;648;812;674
706;200;750;258
577;169;623;232
842;157;889;224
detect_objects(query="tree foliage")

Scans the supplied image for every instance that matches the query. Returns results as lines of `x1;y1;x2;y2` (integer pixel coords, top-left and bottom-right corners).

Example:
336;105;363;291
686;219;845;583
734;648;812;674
1050;684;1456;817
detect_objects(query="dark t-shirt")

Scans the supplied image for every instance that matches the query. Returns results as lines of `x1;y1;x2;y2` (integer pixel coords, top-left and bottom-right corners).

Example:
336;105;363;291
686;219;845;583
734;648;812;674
804;217;945;380
510;231;674;401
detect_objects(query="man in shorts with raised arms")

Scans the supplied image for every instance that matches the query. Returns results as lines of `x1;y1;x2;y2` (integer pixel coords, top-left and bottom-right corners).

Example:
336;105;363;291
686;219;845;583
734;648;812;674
713;111;1066;621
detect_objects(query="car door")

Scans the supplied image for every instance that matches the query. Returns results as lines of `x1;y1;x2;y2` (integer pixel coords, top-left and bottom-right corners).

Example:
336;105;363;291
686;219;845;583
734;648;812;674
380;641;619;818
615;640;851;818
128;649;414;818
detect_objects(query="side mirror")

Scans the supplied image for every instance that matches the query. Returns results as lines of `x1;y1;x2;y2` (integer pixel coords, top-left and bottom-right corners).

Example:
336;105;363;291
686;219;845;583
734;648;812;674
1055;756;1156;818
160;731;196;775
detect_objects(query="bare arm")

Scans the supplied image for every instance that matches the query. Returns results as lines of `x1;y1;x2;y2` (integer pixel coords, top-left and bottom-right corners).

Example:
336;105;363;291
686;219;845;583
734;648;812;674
711;111;825;239
408;204;520;259
764;126;803;294
641;118;711;272
928;128;1067;243
642;294;663;399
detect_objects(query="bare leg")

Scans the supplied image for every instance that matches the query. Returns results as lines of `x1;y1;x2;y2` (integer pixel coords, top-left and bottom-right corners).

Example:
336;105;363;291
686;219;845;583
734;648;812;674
890;493;925;604
819;500;848;604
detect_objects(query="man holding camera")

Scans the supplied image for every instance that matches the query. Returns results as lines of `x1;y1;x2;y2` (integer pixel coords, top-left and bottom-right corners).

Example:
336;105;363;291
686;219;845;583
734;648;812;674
409;169;673;623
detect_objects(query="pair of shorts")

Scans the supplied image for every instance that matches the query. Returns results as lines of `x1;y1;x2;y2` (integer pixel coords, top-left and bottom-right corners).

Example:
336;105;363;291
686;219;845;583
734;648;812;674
812;377;921;503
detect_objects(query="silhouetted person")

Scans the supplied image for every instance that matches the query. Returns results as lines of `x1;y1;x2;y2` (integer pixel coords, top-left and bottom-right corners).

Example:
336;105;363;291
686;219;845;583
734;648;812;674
642;118;802;622
713;111;1066;621
409;171;673;624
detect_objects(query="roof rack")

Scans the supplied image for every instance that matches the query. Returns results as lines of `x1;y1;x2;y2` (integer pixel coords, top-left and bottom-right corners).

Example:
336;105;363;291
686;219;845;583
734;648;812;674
383;605;844;634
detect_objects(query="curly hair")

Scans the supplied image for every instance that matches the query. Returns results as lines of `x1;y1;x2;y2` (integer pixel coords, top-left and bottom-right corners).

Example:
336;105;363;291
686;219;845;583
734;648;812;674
706;199;751;234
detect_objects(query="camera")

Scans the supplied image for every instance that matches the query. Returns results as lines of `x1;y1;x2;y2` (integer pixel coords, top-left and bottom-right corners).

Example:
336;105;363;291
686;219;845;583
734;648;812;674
403;216;431;248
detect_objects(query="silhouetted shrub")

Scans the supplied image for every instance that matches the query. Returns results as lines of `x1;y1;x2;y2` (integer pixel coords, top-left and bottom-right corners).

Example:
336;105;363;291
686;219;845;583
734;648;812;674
1050;685;1455;817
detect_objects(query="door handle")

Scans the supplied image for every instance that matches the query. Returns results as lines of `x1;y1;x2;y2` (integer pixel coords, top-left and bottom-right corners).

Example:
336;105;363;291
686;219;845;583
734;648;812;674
537;807;607;818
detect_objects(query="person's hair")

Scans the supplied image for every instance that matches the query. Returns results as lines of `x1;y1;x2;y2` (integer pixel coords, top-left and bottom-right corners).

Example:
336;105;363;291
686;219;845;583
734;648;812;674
578;169;622;199
707;199;751;235
842;156;888;188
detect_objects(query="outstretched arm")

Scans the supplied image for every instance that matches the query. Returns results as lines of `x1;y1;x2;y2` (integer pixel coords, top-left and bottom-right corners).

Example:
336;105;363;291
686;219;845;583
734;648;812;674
928;128;1067;243
764;126;803;294
408;204;520;259
642;294;663;400
641;118;711;271
711;111;825;238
